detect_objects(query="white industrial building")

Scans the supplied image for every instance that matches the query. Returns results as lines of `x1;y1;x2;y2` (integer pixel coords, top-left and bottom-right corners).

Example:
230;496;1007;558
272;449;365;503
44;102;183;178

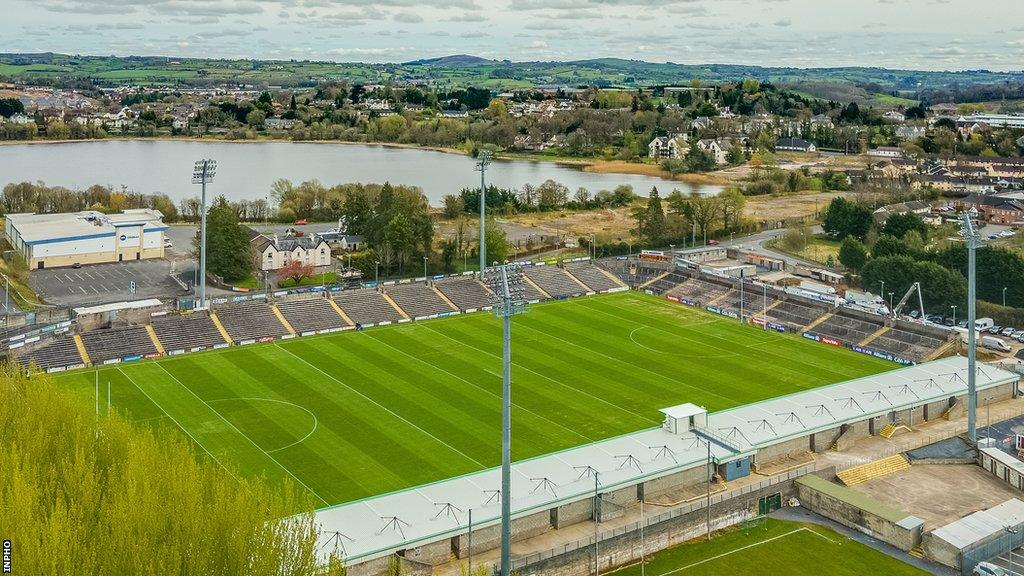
5;209;167;269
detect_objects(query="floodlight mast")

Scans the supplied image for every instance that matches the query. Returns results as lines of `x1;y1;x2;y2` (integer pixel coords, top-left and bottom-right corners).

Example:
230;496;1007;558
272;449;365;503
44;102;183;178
485;261;528;576
192;159;217;309
475;151;493;275
960;208;981;442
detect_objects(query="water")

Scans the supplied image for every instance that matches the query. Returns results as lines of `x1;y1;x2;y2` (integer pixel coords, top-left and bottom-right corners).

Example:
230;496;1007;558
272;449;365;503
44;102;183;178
0;140;723;205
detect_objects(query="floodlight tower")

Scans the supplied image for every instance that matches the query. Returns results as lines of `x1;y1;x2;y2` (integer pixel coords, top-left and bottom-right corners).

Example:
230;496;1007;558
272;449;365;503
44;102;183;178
192;159;217;309
960;207;981;442
475;151;493;274
484;261;528;576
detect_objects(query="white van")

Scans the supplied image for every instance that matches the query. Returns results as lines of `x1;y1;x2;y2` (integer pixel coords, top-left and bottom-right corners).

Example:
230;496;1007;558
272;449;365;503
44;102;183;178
976;317;995;331
982;336;1012;353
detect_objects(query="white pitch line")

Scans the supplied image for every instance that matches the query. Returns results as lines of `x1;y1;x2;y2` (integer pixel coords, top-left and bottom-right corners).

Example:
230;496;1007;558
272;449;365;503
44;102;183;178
274;343;487;469
652;527;821;576
360;330;594;444
153;362;331;507
116;367;237;480
205;397;319;454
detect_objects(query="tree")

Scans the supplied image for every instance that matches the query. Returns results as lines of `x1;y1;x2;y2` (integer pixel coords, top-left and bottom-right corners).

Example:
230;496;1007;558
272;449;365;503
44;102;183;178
683;145;717;172
637;187;666;243
871;234;906;258
780;225;809;252
822;197;872;241
719;187;745;230
725;144;746;165
203;196;254;282
0;364;339;576
277;260;315;285
862;255;966;312
882;212;928;242
442;194;464;219
440;238;457;273
0;97;24;118
838;236;868;272
484;218;508;263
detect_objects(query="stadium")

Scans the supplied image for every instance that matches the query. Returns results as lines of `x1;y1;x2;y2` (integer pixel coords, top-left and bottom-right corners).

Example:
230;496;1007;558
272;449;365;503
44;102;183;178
7;257;1018;575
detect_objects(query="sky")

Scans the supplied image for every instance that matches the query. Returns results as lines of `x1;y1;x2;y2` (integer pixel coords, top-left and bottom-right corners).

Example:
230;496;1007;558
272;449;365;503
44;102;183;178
4;0;1024;71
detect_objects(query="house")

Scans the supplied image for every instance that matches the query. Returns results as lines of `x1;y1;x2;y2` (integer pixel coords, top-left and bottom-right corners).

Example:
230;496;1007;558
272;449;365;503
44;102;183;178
896;126;927;140
882;110;906;123
961;193;1024;225
8;113;33;125
872;200;931;224
809;114;834;129
696;138;736;165
648;134;688;159
251;231;332;272
867;146;903;159
441;110;469;119
774;137;817;153
690;116;714;131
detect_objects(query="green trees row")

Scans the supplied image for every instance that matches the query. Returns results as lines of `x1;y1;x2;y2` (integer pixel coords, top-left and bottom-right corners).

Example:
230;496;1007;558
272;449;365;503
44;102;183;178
1;181;179;221
0;363;343;576
631;186;746;246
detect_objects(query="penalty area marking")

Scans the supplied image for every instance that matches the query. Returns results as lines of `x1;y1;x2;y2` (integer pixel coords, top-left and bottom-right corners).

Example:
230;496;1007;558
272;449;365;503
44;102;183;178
628;326;737;359
651;527;834;576
205;397;319;454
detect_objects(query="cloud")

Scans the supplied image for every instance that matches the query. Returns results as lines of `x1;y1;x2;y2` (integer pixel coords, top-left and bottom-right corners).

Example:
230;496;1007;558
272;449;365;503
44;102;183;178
773;18;791;27
392;12;423;23
445;13;486;22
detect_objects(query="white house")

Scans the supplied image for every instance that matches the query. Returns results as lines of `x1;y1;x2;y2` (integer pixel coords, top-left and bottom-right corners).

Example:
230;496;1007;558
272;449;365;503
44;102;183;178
868;146;904;159
648;134;688;159
696;138;738;165
775;137;817;153
8;113;33;125
251;232;332;272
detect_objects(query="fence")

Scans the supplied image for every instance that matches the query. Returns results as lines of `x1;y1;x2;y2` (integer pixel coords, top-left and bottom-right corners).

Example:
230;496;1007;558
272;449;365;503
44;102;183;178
961;519;1024;575
509;463;821;572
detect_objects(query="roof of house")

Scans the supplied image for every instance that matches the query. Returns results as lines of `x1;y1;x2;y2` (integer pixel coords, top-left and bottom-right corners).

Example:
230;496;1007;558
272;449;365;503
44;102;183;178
776;137;814;149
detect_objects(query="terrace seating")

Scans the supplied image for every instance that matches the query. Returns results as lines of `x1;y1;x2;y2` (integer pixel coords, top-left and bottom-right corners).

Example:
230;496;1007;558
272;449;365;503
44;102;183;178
435;277;492;311
666;277;730;304
814;311;885;344
765;299;827;329
524;266;586;298
717;284;780;316
385;282;455;319
80;325;158;363
334;289;405;326
0;324;45;350
564;261;622;292
15;335;84;371
277;297;351;334
871;326;948;361
647;271;689;294
151;312;228;353
215;300;292;342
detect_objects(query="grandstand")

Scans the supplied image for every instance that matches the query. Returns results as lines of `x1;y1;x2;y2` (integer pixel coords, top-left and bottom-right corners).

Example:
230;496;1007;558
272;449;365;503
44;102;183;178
80;325;158;363
151;312;229;353
383;282;456;319
813;310;886;344
334;289;405;325
871;325;949;362
14;335;84;371
562;261;623;292
762;298;824;330
276;297;351;334
523;265;586;298
665;276;731;304
214;300;293;341
434;276;492;310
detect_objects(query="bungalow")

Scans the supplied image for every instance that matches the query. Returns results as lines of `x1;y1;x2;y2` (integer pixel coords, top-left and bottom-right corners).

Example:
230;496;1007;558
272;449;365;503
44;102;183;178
873;200;931;224
867;146;903;159
774;137;816;153
648;134;688;159
441;110;470;119
251;231;332;272
263;117;297;130
896;126;927;140
882;110;906;123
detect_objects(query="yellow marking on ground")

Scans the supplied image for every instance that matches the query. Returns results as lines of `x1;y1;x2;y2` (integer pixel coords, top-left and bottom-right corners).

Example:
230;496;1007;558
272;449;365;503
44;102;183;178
859;325;891;346
145;324;165;355
327;297;355;325
209;312;234;344
271;304;296;335
380;291;410;320
72;333;91;365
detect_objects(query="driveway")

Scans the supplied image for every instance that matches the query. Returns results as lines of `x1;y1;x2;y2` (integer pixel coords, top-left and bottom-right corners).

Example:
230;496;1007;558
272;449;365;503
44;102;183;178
30;259;190;307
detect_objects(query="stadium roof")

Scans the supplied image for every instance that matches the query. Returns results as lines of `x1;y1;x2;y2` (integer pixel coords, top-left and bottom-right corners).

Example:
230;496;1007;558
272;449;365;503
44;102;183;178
312;356;1018;565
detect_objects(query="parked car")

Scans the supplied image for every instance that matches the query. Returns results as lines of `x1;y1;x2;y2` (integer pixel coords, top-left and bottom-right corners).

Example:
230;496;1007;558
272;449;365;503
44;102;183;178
1013;330;1024;342
989;326;1003;334
72;262;82;269
1002;327;1016;337
294;219;308;225
974;562;1009;576
958;320;970;328
909;310;920;319
707;239;719;245
943;317;956;326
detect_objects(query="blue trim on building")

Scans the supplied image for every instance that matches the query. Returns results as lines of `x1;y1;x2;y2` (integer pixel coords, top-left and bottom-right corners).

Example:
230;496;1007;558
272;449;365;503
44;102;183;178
25;232;116;246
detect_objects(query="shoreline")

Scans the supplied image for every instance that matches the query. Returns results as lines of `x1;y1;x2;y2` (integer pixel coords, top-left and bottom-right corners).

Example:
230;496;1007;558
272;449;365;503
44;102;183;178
0;136;728;185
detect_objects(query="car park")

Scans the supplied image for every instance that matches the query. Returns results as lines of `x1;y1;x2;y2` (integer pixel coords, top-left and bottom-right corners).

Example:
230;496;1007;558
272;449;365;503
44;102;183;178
974;561;1009;576
1013;330;1024;342
1002;327;1016;336
943;317;955;326
982;336;1012;353
958;320;970;328
989;326;1003;334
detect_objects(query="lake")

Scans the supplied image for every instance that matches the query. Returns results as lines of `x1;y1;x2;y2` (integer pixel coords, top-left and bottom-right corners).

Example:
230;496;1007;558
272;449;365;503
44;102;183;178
0;140;723;205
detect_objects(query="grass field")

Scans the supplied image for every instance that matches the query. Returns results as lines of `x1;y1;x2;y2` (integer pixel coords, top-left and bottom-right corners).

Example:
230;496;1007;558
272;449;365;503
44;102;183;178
54;291;891;507
610;518;927;576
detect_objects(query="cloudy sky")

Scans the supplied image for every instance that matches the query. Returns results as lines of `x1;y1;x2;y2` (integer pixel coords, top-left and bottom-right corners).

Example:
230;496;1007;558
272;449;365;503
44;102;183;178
4;0;1024;70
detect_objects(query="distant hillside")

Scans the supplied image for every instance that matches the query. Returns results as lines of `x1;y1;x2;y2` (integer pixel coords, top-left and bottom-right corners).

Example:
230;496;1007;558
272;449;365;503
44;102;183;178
1;52;1022;94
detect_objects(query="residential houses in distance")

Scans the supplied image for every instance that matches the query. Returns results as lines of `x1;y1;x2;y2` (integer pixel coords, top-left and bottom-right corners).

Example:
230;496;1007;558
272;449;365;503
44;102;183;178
250;230;332;272
648;134;688;159
774;137;817;153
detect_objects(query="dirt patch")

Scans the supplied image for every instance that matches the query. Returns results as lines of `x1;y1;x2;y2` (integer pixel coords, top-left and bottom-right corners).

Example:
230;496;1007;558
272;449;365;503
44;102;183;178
744;191;852;223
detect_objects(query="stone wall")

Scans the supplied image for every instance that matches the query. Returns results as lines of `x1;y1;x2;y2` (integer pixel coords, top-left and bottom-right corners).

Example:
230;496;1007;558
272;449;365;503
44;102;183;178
795;476;922;552
755;436;808;464
553;499;594;529
811;426;841;453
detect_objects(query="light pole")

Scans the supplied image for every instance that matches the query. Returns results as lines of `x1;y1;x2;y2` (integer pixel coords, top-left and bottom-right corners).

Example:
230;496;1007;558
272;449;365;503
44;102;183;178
951;305;957;327
879;280;885;303
961;208;981;443
889;291;894;312
475;151;493;275
1004;287;1008;307
423;256;428;279
2;272;9;326
192;159;216;309
484;262;528;576
374;260;379;284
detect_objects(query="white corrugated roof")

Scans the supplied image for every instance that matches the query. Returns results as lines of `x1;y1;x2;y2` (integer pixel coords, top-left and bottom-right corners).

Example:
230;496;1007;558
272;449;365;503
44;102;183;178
932;499;1024;550
660;403;706;419
312;356;1018;564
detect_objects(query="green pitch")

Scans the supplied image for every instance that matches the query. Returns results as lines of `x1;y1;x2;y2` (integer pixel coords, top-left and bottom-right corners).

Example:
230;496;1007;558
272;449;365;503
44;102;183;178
609;518;927;576
54;291;891;507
